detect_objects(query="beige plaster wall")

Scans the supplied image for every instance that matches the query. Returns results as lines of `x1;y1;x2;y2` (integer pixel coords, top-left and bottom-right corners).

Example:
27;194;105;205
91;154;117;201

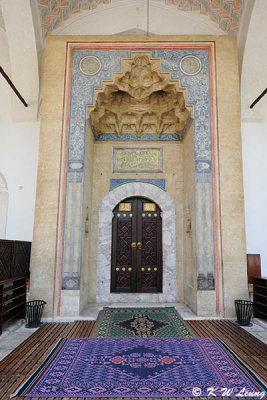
86;141;183;303
216;36;248;316
80;124;95;312
182;123;197;314
29;37;68;316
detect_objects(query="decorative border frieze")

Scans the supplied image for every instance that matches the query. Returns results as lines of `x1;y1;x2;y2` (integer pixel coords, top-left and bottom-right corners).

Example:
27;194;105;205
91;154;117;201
57;42;220;316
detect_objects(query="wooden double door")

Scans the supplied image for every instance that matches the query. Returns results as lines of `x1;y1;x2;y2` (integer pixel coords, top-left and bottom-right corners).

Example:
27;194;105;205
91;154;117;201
111;197;162;293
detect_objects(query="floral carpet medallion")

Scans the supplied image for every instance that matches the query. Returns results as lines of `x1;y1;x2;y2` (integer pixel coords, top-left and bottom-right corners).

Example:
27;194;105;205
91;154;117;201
94;307;193;337
15;337;267;398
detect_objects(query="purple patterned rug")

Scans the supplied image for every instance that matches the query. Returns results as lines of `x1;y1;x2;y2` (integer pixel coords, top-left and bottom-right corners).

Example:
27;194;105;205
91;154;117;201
15;337;266;398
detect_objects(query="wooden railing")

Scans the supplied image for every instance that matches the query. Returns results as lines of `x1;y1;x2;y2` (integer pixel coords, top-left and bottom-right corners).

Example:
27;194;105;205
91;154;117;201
0;239;31;281
0;277;27;335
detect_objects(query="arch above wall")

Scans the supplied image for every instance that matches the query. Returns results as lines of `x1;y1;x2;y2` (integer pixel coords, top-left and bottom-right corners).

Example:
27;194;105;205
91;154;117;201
96;181;177;303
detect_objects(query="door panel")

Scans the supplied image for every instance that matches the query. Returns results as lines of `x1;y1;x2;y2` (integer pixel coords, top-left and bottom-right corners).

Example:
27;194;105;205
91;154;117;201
111;198;136;292
111;197;162;293
137;198;162;292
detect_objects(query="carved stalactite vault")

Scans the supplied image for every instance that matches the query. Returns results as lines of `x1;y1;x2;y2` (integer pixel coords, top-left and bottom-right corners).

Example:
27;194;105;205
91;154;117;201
87;52;192;141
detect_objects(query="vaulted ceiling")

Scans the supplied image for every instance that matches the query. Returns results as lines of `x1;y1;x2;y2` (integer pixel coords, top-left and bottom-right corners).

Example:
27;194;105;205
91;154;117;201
0;0;244;37
1;0;265;126
0;1;244;36
39;0;243;36
0;0;246;124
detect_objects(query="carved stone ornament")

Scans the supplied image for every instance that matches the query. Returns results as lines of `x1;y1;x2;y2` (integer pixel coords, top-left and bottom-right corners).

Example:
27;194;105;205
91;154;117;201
197;273;215;290
88;52;192;140
62;276;80;290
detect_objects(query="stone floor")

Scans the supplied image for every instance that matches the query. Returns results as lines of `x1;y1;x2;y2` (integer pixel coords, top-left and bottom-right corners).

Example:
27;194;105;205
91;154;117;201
0;320;38;361
79;302;222;320
0;303;266;362
79;302;198;320
242;318;267;344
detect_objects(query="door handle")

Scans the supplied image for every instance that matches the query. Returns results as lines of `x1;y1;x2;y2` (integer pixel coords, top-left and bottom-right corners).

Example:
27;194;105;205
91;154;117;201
137;242;142;249
131;242;137;249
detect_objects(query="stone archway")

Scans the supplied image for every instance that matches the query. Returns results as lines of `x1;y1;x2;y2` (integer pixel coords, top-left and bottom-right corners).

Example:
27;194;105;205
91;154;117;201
96;181;176;303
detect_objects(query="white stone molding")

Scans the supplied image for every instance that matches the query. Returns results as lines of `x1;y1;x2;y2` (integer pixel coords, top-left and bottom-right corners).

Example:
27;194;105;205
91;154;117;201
0;173;8;239
96;181;177;303
0;173;8;192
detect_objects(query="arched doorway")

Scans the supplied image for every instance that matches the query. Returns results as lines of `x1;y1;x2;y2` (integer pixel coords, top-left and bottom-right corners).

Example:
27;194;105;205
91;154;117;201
96;181;176;303
111;197;162;293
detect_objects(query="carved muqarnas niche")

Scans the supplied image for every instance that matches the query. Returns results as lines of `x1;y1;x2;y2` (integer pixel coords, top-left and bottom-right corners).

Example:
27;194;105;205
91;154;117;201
88;52;192;140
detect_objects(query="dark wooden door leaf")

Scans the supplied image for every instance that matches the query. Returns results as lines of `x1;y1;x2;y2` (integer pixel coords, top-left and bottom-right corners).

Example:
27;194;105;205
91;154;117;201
111;197;162;293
